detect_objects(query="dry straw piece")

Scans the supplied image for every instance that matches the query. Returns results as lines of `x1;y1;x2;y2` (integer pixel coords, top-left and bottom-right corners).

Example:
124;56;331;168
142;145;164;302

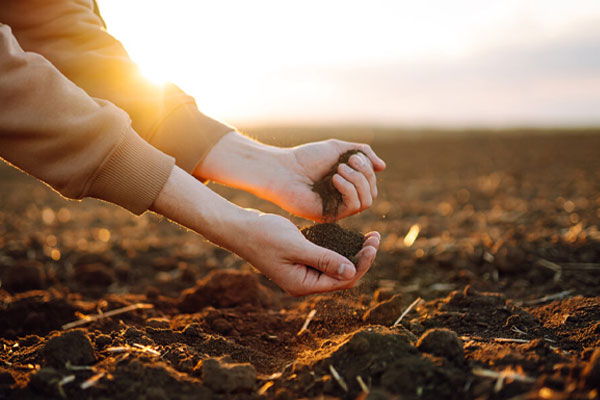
80;372;105;390
62;303;154;330
257;381;274;396
297;309;317;336
472;367;534;393
393;297;423;327
329;365;348;392
356;375;369;393
105;344;161;356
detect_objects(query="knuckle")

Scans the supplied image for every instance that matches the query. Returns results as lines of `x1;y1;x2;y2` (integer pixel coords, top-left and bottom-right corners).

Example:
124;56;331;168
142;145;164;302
318;252;333;273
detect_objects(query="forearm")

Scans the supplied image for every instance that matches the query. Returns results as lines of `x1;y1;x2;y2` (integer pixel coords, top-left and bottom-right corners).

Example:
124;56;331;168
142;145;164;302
193;131;291;195
150;165;257;252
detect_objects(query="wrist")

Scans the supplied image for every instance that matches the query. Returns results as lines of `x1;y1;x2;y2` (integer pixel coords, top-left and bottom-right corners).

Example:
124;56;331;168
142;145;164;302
193;131;290;196
150;165;258;251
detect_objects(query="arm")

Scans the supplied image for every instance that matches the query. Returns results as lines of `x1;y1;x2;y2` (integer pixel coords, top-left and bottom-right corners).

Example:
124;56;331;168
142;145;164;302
0;0;232;173
0;23;174;214
150;166;381;296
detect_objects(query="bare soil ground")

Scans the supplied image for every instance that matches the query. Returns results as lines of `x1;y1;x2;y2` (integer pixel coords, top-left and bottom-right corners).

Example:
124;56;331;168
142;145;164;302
1;130;599;399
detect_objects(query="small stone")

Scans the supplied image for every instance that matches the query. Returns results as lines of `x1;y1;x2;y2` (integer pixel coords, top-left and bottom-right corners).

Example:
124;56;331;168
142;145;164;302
202;357;256;393
42;330;96;367
417;328;464;362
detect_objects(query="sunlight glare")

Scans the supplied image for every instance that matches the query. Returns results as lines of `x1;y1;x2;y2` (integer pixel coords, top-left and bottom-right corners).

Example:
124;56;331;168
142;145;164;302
97;0;600;126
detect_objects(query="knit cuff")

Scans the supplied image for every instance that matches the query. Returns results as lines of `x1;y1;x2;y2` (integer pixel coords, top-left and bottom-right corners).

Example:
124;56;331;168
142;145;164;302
149;103;234;173
86;128;175;215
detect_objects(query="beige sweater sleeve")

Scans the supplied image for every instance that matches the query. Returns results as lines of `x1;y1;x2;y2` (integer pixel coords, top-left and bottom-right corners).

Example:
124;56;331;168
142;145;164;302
0;0;234;173
0;23;175;215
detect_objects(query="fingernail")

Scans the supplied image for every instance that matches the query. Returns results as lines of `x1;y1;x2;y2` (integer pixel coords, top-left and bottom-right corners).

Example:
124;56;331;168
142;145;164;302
339;263;356;279
340;164;353;174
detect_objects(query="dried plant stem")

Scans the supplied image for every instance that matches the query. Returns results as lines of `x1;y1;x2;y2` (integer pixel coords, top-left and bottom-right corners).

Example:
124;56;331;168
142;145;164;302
536;259;562;281
105;344;160;356
356;375;369;393
494;338;531;344
393;297;423;327
472;367;534;393
329;365;348;392
257;381;274;395
62;303;154;330
516;290;573;306
80;372;105;390
297;309;317;336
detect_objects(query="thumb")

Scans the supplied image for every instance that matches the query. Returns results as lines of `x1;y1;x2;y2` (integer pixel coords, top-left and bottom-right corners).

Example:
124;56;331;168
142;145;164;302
300;242;357;280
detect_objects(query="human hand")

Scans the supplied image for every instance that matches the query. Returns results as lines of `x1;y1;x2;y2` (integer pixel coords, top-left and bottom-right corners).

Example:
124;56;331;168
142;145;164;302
273;139;386;221
194;133;386;222
228;212;381;296
152;166;380;296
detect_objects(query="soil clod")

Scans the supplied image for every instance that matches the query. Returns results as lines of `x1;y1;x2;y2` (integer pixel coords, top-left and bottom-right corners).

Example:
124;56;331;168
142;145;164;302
416;328;465;362
362;293;404;325
202;357;256;393
178;270;272;312
42;330;96;368
301;223;364;260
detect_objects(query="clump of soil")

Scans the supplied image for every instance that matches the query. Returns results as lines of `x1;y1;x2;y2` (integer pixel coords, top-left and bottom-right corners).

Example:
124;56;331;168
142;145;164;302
312;149;364;219
301;223;364;261
303;150;367;260
178;270;272;312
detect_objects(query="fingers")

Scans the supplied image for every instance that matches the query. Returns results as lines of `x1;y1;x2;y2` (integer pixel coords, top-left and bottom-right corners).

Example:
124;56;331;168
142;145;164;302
292;231;381;296
333;157;374;215
348;231;380;282
300;241;356;280
355;144;386;172
349;153;378;199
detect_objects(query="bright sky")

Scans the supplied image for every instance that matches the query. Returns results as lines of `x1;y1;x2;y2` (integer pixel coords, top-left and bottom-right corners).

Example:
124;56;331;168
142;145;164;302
99;1;600;127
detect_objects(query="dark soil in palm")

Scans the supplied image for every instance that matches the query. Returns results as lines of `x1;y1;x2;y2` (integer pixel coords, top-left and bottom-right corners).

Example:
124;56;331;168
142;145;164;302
307;149;366;260
1;131;600;399
301;223;364;260
311;149;364;219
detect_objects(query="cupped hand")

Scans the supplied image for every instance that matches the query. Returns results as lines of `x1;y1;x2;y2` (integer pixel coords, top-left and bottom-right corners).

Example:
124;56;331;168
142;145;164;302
230;212;381;296
273;139;386;221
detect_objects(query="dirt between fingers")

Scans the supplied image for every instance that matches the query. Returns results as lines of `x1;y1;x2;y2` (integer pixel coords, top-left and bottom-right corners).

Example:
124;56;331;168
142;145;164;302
1;131;600;399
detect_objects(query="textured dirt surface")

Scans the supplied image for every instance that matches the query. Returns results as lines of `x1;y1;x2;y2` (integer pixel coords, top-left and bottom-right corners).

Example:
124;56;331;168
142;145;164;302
301;223;365;261
1;130;600;399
